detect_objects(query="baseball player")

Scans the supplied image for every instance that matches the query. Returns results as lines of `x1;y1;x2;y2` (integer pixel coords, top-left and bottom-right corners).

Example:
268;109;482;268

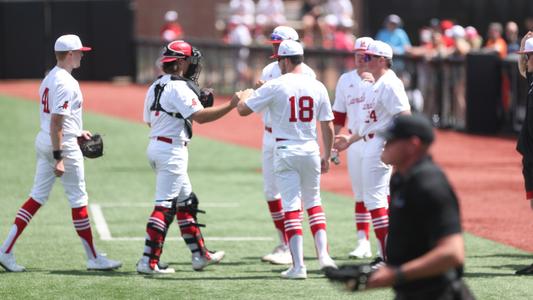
332;36;375;259
0;34;122;272
335;40;410;265
236;40;337;279
258;26;316;265
137;40;237;274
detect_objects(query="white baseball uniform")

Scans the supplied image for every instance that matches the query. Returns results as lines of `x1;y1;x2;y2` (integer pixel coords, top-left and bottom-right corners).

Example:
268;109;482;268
260;62;316;201
358;69;410;210
246;72;333;212
30;66;88;208
332;70;371;202
143;75;203;207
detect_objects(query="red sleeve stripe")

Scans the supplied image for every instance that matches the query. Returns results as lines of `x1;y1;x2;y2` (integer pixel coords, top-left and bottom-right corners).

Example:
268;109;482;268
333;111;347;127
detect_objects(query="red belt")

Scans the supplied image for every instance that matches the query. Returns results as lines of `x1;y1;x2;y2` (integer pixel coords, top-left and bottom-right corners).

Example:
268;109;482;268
156;136;187;146
265;126;272;133
363;133;375;142
275;138;288;142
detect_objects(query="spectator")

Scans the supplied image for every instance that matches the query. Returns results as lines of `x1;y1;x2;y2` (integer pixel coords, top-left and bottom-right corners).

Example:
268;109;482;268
505;21;520;54
300;0;323;47
319;0;354;49
255;0;286;42
375;14;411;55
226;16;253;90
483;22;507;58
229;0;255;29
160;10;183;42
439;19;455;48
465;26;483;50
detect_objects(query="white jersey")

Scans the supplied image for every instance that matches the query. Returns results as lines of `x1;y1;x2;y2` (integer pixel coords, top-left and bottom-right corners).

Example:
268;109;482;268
143;75;203;142
358;69;410;136
38;66;84;141
332;70;371;133
246;72;333;141
260;62;316;127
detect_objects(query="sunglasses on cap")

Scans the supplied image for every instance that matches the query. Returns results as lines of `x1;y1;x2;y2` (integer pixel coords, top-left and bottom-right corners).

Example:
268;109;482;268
270;33;284;42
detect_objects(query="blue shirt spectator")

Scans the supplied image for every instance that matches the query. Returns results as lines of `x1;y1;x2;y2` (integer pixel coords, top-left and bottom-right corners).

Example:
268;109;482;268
376;14;411;55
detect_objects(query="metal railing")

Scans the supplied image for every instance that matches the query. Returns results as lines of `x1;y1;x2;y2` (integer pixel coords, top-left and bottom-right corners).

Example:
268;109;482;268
136;37;525;133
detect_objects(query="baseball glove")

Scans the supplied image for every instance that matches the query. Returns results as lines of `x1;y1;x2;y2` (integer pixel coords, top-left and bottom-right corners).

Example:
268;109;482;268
324;264;374;291
199;88;214;108
78;134;104;159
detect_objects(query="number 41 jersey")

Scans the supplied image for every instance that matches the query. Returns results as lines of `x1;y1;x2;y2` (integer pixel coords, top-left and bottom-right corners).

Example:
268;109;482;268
245;72;333;142
38;66;84;140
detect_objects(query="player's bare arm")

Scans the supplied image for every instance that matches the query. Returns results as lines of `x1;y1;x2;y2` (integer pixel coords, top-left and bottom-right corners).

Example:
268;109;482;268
334;133;363;152
50;114;65;177
320;120;334;174
519;31;533;78
236;89;255;116
367;233;464;289
190;95;238;124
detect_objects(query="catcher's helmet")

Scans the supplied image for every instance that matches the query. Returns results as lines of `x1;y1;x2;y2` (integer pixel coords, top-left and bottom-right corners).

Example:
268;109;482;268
161;40;192;63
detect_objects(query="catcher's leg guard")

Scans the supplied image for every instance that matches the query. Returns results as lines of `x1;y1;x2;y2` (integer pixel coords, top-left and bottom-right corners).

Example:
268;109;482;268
143;205;175;269
176;192;209;256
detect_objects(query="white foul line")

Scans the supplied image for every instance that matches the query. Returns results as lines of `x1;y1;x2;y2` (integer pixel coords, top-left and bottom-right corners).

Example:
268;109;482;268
89;204;273;242
89;204;113;241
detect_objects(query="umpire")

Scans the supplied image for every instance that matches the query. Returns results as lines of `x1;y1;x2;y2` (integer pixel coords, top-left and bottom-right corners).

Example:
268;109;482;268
367;115;474;299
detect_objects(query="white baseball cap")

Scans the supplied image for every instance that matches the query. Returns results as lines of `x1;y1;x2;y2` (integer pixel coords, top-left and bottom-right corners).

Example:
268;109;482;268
270;26;299;44
365;40;393;59
54;34;91;52
353;37;374;52
518;38;533;54
277;40;304;57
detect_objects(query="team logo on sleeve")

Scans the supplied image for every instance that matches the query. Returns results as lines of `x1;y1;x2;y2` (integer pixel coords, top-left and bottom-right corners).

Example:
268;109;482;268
191;98;199;107
61;101;69;109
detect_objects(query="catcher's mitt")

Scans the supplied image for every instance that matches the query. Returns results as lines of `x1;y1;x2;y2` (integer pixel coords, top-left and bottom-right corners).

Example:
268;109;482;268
324;264;374;291
78;134;104;159
199;88;214;108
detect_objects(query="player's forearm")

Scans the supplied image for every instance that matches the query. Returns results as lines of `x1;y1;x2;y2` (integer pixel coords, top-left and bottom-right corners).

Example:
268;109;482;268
396;233;464;282
50;114;64;151
321;121;334;158
193;102;234;124
333;124;343;136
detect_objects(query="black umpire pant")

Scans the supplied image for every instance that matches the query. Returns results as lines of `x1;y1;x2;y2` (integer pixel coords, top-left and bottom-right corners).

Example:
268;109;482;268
394;279;475;300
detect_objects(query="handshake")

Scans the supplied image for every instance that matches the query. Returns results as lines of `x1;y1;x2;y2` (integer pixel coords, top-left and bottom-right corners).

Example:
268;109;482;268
324;263;374;292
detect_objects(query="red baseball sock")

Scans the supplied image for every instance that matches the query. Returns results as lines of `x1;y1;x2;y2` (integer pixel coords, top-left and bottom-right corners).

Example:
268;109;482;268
72;206;97;260
370;207;389;260
1;197;41;253
355;202;370;240
267;199;287;245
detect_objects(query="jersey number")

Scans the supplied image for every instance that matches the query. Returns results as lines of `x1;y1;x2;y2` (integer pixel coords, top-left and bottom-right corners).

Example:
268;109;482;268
289;96;314;122
41;88;50;113
366;110;377;123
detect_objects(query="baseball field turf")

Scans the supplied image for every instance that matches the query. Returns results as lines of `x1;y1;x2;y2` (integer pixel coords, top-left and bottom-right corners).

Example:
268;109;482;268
0;95;532;299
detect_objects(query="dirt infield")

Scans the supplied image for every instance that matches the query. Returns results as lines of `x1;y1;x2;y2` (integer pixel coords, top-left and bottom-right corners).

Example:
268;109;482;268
1;80;532;253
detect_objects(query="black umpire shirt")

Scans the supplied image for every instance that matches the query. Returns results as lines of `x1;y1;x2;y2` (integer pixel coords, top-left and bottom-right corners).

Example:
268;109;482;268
387;155;463;294
517;71;533;157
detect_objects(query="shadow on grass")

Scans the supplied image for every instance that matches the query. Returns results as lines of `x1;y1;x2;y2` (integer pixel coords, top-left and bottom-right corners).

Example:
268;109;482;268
48;270;136;277
467;253;533;259
463;271;518;278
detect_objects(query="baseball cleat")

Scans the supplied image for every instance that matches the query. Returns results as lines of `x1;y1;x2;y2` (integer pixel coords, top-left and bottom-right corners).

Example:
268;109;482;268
0;251;25;272
318;255;337;270
262;245;292;265
348;240;372;259
516;264;533;275
192;250;225;271
281;266;307;279
136;258;175;275
87;253;122;271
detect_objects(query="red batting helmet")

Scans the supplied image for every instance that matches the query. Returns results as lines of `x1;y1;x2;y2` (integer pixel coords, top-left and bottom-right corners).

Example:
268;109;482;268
160;40;192;63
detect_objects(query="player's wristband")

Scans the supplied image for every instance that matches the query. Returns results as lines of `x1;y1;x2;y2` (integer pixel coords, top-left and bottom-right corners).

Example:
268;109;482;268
393;266;406;285
53;150;63;160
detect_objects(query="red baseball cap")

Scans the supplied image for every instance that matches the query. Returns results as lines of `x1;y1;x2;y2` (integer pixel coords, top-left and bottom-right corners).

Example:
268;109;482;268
160;40;192;63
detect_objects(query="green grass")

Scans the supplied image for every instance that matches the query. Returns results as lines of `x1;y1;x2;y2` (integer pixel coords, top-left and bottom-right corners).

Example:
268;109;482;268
0;95;532;299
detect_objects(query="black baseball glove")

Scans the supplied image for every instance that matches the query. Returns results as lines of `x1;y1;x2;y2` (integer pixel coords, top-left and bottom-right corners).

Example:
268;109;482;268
78;134;104;159
199;88;214;108
324;264;374;291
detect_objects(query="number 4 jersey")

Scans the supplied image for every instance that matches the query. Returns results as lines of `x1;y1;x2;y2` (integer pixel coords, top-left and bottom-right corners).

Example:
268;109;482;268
245;72;333;142
38;66;84;147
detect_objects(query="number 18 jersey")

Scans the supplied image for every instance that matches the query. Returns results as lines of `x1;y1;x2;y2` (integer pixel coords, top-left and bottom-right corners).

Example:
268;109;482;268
246;72;333;142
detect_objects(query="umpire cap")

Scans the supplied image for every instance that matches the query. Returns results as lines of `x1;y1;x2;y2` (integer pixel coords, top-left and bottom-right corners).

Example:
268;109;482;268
378;114;435;145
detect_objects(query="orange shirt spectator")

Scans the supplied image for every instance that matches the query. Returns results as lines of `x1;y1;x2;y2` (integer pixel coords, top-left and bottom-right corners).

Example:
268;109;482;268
483;22;507;58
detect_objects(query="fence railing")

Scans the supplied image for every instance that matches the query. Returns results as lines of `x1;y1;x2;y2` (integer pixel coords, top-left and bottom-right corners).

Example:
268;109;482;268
136;37;525;134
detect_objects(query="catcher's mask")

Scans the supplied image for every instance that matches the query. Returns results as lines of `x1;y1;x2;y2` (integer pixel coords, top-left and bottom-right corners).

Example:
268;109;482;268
184;47;202;84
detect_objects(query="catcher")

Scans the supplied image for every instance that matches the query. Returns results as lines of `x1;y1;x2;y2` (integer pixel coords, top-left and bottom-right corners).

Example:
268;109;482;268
136;40;239;274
